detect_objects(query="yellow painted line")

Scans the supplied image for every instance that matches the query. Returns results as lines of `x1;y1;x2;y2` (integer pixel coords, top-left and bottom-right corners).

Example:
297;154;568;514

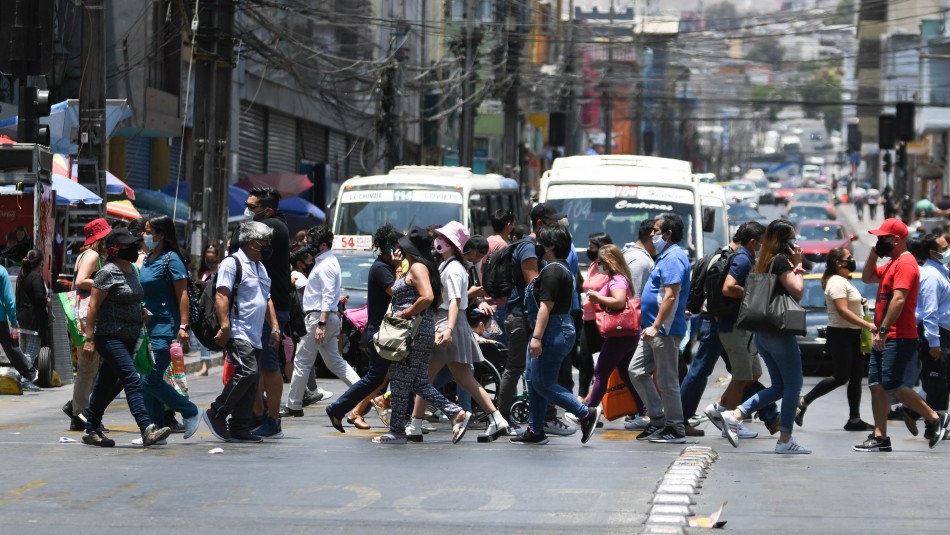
0;424;31;430
7;480;46;495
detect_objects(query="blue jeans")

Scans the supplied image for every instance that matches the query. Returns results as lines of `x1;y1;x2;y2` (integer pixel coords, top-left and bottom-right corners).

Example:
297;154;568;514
869;338;919;392
84;335;152;433
744;332;804;434
492;304;509;347
526;314;584;433
326;324;391;419
680;315;724;419
432;365;473;412
141;336;199;424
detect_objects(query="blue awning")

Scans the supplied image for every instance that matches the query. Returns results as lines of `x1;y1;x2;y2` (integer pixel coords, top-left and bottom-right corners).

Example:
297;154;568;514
51;174;102;205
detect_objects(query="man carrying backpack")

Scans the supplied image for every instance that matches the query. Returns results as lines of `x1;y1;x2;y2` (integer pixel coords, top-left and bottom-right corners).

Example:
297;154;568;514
482;209;515;345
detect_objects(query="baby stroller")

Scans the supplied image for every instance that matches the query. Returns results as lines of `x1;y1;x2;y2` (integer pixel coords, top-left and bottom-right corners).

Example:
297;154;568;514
466;308;529;426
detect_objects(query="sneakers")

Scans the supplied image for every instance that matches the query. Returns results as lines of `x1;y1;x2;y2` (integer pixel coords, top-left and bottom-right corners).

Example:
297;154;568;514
843;419;875;432
69;416;85;432
736;421;758;439
81;430;115;448
853;434;892;452
279;405;304;418
544;417;577;437
901;407;919;437
478;413;511;442
405;419;425;443
774;437;811;454
302;389;332;407
623;415;650;431
720;411;741;448
131;437;167;446
794;403;807;427
141;424;173;447
578;407;602;444
703;404;725;433
648;426;687;444
509;429;550;446
687;413;708;428
925;412;950;448
203;409;231;442
229;429;264;443
251;416;284;439
636;422;665;441
183;410;202;440
20;380;40;392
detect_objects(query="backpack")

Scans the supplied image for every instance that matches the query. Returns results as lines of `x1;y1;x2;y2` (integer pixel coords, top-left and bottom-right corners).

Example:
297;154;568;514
703;248;741;317
285;288;307;343
191;256;242;351
482;238;532;299
686;247;730;315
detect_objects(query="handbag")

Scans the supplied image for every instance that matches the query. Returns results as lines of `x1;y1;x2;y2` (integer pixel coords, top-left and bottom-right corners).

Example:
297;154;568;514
736;258;806;336
133;328;156;376
596;295;642;338
373;304;423;362
602;368;638;421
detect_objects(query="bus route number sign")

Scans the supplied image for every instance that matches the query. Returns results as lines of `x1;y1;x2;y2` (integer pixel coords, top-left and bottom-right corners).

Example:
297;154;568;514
335;235;372;250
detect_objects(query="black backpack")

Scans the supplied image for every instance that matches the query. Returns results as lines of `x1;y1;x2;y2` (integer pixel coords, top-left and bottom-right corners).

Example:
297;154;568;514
482;238;532;299
191;256;242;351
285;288;307;343
686;247;727;315
703;248;741;317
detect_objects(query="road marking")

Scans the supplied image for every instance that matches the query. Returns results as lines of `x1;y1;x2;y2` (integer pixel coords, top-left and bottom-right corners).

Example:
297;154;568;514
392;488;514;519
273;485;381;516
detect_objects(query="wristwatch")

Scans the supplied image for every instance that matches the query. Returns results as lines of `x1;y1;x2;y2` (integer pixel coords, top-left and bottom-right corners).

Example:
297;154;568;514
179;324;189;331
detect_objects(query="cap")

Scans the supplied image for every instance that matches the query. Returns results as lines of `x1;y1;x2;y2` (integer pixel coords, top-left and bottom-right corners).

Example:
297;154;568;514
868;218;909;240
105;228;143;249
530;202;566;223
83;218;112;246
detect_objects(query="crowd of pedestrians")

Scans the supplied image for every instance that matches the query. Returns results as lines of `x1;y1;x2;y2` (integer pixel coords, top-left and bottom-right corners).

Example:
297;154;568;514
28;186;946;455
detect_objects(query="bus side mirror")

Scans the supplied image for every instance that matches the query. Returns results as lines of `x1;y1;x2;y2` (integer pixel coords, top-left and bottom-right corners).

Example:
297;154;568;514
702;208;716;233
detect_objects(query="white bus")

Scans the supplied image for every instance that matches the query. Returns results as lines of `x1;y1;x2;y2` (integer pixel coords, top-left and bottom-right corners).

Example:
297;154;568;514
331;166;521;250
539;155;729;262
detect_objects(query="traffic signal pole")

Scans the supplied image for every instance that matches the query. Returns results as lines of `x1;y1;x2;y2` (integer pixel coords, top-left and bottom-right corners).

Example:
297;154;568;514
77;0;107;213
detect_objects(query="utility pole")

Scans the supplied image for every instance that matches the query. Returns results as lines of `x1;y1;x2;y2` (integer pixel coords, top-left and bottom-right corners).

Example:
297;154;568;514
602;0;614;155
563;0;577;156
190;0;234;257
77;0;106;210
458;0;477;168
502;0;522;178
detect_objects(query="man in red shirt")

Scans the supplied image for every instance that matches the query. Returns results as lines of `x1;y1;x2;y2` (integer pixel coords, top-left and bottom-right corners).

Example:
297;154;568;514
857;218;950;452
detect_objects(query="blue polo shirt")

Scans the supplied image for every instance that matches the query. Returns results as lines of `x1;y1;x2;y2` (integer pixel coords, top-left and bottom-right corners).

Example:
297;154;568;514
640;243;691;337
718;246;753;333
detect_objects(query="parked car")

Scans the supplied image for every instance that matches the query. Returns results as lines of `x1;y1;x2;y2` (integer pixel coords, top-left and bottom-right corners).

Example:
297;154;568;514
795;219;856;264
788;188;836;219
727;203;769;237
786;202;833;223
798;271;877;376
724;179;760;205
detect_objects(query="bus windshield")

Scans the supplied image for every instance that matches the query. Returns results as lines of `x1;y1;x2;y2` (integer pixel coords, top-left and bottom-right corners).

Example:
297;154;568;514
544;184;697;260
335;188;464;235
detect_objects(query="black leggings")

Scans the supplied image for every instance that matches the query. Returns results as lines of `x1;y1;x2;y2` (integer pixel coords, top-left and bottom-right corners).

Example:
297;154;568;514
575;320;602;398
802;327;863;419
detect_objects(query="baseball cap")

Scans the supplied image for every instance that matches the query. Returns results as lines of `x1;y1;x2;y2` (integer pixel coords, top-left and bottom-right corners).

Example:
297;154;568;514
868;218;909;240
105;228;143;248
530;202;566;223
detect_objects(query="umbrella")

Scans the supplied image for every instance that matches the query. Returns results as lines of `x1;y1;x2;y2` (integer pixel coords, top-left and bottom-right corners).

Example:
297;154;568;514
161;181;250;222
237;172;313;199
279;196;326;220
107;200;141;221
132;190;189;223
0;99;132;154
51;174;102;205
52;154;136;200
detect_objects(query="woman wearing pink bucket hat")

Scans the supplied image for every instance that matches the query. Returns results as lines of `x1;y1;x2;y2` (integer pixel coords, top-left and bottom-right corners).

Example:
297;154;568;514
406;221;511;442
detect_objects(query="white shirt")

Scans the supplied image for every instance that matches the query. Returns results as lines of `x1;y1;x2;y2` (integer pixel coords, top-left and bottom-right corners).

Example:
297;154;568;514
217;248;270;349
439;257;469;311
290;270;307;292
302;250;341;313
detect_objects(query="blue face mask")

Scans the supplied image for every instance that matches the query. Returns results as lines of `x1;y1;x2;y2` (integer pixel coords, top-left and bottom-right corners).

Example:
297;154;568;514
143;236;157;250
940;249;950;265
652;234;667;253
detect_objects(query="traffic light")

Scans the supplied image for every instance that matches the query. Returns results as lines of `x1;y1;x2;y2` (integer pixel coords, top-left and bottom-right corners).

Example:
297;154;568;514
896;144;906;170
882;152;892;174
18;86;51;146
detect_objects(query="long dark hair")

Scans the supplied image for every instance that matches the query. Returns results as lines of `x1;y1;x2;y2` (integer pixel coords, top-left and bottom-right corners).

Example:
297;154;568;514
754;220;796;274
821;247;849;289
17;249;42;293
148;215;185;263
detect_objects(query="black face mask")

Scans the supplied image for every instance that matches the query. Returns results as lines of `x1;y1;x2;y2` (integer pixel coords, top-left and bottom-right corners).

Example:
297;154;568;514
535;244;546;259
303;261;315;273
874;237;894;257
260;245;274;261
116;246;139;262
586;248;598;262
842;257;856;272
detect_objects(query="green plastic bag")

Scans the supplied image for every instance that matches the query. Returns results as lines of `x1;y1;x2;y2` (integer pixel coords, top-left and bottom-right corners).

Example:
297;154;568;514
860;314;874;354
134;328;155;376
57;291;85;350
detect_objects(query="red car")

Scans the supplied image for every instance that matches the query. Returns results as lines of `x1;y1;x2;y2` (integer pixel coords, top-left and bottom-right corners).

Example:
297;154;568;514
795;220;856;265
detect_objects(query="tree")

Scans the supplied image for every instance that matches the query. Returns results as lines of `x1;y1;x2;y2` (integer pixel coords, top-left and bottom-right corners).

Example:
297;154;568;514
824;0;855;26
705;2;741;32
746;36;785;68
798;67;842;134
751;84;789;122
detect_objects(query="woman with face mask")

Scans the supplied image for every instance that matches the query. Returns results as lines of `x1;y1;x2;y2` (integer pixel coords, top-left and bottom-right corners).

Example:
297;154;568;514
795;247;876;431
578;232;613;402
136;215;202;444
79;228;173;448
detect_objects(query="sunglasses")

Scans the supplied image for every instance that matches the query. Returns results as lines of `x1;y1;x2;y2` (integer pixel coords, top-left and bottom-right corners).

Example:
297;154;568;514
245;202;259;210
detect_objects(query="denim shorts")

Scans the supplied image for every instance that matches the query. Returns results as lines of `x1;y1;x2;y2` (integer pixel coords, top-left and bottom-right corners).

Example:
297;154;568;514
868;338;918;392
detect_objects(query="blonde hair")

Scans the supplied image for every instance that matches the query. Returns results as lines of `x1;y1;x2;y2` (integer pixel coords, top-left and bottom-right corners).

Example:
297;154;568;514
597;244;633;290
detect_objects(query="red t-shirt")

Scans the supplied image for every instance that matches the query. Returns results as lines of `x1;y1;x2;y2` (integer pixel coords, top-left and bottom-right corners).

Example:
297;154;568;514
874;252;920;339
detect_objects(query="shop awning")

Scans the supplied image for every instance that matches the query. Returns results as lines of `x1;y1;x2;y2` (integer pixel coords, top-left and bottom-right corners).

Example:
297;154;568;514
107;200;141;221
51;174;102;205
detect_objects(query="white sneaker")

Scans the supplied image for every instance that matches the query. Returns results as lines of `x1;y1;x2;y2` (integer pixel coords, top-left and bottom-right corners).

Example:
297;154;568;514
775;437;811;454
404;421;424;443
623;415;650;431
720;410;741;448
131;437;167;446
421;421;437;433
544;417;577;436
737;421;758;439
316;388;334;401
704;403;725;433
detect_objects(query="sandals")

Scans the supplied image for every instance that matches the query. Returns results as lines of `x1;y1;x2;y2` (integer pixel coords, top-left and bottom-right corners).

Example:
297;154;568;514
372;433;407;444
452;411;472;444
348;413;371;430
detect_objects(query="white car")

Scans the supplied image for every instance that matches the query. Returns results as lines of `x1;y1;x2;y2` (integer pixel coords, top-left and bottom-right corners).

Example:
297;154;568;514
724;180;760;205
802;164;822;184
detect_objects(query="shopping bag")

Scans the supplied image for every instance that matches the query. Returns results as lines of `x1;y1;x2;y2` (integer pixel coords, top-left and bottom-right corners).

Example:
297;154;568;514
860;314;874;354
602;368;638;421
133;329;155;376
57;291;86;349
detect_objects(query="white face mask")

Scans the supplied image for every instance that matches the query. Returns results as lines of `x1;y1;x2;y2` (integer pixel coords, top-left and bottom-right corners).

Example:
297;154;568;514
244;207;255;219
652;233;667;253
940;249;950;265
